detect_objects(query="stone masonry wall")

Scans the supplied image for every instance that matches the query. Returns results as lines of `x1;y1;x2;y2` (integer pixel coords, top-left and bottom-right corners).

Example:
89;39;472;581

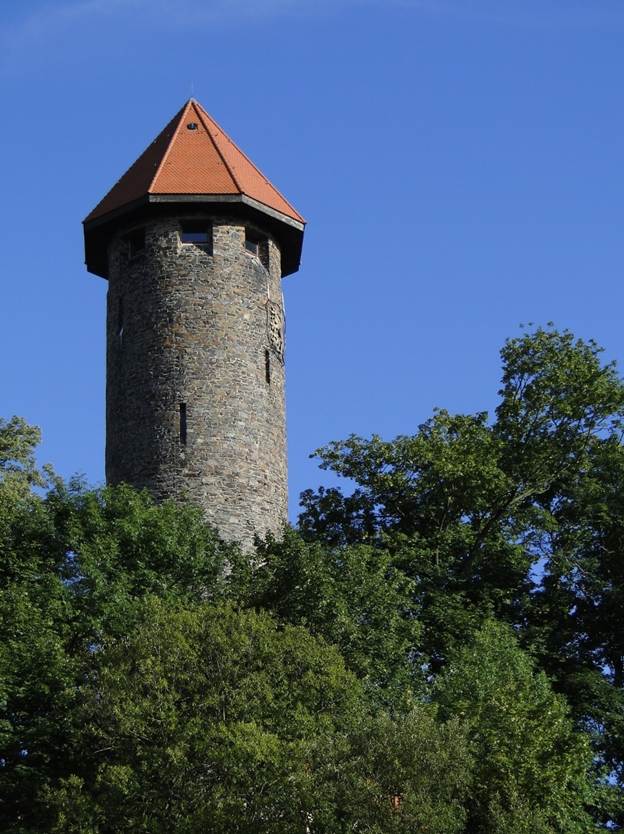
106;214;287;548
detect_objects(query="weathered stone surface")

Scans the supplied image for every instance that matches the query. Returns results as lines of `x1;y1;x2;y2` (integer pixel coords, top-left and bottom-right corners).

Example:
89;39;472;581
106;214;287;548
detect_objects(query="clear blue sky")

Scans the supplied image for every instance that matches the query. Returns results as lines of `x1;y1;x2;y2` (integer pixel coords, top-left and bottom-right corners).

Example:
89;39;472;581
1;0;623;521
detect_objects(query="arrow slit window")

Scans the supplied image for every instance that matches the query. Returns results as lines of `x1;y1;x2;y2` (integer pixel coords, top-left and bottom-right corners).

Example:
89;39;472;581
117;297;124;343
265;350;271;384
179;403;187;445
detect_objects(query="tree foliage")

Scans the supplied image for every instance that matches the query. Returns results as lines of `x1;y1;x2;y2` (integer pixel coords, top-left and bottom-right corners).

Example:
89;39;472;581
435;621;596;834
48;600;364;833
301;326;624;827
228;529;422;704
2;325;623;830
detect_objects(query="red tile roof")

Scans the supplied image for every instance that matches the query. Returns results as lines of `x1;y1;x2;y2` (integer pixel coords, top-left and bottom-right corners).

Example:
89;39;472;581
85;99;304;225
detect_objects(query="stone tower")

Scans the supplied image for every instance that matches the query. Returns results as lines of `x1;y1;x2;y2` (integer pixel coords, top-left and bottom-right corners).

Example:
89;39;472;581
83;99;305;546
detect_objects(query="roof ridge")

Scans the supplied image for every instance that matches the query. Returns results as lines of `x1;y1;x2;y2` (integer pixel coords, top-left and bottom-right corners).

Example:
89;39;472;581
192;101;241;194
148;101;191;192
194;101;304;223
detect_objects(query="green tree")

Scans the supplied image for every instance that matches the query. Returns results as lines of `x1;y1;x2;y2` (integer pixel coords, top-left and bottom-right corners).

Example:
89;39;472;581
336;706;471;833
0;416;44;494
529;434;624;826
228;529;422;704
3;321;624;830
45;600;364;833
0;429;236;831
300;409;531;669
0;420;470;833
46;600;473;834
435;620;596;834
299;327;624;822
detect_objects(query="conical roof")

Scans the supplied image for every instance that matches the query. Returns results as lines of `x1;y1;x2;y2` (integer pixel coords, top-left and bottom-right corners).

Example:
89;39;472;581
85;99;304;225
83;100;305;278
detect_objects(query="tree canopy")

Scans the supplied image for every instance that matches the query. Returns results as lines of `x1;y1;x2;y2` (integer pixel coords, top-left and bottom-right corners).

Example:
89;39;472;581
1;326;623;831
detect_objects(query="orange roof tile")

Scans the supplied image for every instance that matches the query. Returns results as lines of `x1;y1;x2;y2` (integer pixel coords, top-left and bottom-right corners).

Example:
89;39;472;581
85;99;304;226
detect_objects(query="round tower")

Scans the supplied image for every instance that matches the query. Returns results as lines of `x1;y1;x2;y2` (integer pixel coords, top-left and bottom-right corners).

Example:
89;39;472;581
83;100;305;546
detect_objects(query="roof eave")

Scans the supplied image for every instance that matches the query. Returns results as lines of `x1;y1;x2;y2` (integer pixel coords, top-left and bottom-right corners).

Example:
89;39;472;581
147;193;305;230
83;194;305;279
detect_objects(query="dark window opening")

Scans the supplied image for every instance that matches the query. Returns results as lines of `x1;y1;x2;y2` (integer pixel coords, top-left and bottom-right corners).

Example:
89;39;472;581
245;228;269;268
180;221;212;253
245;236;259;257
179;403;187;445
265;350;271;384
117;297;124;342
125;228;145;258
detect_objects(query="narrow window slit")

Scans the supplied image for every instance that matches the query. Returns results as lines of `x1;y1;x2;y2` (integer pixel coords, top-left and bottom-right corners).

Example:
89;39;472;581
179;403;187;445
265;350;271;384
117;297;124;342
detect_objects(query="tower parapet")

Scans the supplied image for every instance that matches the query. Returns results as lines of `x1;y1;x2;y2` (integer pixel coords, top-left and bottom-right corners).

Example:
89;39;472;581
83;100;305;546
